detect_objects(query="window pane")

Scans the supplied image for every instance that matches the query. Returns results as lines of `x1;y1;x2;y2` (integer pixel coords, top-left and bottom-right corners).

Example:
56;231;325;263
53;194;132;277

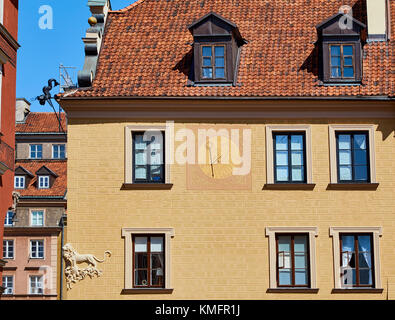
343;67;354;78
344;57;353;66
338;135;351;149
278;236;291;252
291;151;303;166
331;67;341;78
342;235;355;252
135;135;147;150
294;253;307;268
331;45;341;56
135;270;148;286
354;135;367;150
135;151;147;165
291;167;303;181
214;46;224;57
343;45;353;56
135;253;148;268
331;56;341;67
339;150;351;165
359;269;372;285
342;268;356;285
354;166;368;181
151;237;163;252
135;237;147;252
203;57;211;66
150;150;162;165
202;46;212;56
279;270;291;285
358;235;371;252
150;165;163;182
291;135;303;150
276;167;288;181
339;166;352;180
215;57;224;67
135;166;147;179
151;269;164;286
202;68;213;78
215;68;225;78
294;236;307;251
295;270;308;285
354;150;367;165
275;135;288;150
276;151;288;166
151;253;164;269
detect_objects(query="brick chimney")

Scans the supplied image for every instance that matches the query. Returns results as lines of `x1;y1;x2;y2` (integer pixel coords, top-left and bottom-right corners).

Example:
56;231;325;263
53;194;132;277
366;0;389;41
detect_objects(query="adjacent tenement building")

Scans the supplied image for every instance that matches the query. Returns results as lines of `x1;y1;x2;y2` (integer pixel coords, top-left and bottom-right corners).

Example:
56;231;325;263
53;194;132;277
58;0;394;299
0;0;19;295
1;101;67;299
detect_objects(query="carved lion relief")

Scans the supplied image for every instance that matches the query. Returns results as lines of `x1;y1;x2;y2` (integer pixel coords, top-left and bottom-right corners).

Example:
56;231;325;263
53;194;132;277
63;243;111;290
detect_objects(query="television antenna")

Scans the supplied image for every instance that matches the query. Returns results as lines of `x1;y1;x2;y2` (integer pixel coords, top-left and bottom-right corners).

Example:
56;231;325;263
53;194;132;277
59;64;77;93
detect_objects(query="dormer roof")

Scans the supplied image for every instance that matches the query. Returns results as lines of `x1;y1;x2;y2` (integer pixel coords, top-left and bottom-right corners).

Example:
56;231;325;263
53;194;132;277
36;165;59;178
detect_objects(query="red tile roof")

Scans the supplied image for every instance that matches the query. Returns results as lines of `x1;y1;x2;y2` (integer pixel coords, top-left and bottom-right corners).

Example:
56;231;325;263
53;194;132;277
66;0;394;99
16;113;67;133
14;161;67;198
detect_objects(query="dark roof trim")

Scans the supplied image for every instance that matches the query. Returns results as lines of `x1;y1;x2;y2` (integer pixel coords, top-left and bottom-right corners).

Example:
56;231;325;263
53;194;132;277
14;166;34;178
15;132;67;135
316;12;366;29
36;165;59;177
188;11;237;30
19;196;65;199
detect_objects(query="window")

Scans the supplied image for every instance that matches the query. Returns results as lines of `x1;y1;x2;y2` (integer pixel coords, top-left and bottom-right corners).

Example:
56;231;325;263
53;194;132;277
4;211;14;226
30;240;44;259
31;210;44;226
265;125;313;185
38;176;50;189
273;133;306;183
329;125;376;185
122;228;174;291
132;131;164;183
266;227;318;290
29;144;42;159
2;240;14;259
52;144;66;159
330;44;355;79
330;227;382;290
201;45;225;80
133;235;165;288
29;275;43;295
340;234;374;287
14;176;25;189
2;276;13;295
276;234;309;287
336;132;369;183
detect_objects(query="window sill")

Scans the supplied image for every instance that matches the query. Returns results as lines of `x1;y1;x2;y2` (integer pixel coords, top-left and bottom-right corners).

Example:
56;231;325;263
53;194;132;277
121;288;174;294
267;288;319;293
327;183;379;190
263;183;316;190
121;183;173;190
331;288;383;294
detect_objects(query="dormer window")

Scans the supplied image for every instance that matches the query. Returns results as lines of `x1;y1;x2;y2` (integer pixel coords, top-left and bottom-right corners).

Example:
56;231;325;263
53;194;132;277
14;176;25;189
316;11;366;84
38;176;50;189
14;166;34;190
188;12;246;85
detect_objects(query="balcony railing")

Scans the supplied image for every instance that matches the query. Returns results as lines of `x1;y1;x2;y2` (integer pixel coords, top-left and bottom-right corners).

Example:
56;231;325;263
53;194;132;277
0;139;14;174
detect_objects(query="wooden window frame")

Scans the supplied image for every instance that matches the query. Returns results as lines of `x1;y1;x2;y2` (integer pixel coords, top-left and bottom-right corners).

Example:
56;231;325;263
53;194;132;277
30;239;44;259
52;144;66;159
4;211;14;226
29;275;43;295
29;144;43;159
132;131;165;184
132;234;165;289
14;175;25;189
335;131;370;183
273;132;307;184
38;175;50;189
200;44;226;80
2;275;13;295
3;239;14;259
275;233;310;288
30;210;45;227
329;44;355;80
339;233;375;288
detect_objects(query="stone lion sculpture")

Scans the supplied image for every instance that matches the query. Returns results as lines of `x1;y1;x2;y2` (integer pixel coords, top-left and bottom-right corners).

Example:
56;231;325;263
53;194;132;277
62;243;111;290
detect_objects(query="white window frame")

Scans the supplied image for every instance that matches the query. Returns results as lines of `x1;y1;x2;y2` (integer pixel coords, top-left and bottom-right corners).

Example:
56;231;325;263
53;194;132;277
329;227;382;289
328;125;377;184
29;275;44;295
30;239;45;259
4;211;14;226
14;175;25;189
124;125;172;184
122;228;175;290
265;125;313;184
266;227;318;289
52;144;66;159
3;239;14;259
29;144;43;159
38;176;50;189
2;275;13;295
30;210;44;227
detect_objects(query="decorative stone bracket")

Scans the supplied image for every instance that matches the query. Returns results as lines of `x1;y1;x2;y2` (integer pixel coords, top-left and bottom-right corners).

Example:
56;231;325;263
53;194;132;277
62;243;111;290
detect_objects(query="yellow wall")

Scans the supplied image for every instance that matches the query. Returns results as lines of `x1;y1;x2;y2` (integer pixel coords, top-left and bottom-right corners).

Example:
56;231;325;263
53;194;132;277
64;118;395;300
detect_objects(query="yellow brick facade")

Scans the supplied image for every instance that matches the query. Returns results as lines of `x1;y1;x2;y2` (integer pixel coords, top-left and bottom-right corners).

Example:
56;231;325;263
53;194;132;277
63;108;395;300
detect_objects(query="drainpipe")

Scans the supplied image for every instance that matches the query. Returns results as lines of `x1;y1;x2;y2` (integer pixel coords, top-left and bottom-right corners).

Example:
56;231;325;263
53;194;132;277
59;214;67;300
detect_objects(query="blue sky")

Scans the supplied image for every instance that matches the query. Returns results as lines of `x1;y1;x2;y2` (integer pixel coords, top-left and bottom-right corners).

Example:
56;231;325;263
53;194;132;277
16;0;137;112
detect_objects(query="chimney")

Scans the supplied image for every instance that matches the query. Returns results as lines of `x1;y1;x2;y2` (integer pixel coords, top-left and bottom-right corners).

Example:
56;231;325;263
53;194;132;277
15;98;30;123
366;0;388;41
